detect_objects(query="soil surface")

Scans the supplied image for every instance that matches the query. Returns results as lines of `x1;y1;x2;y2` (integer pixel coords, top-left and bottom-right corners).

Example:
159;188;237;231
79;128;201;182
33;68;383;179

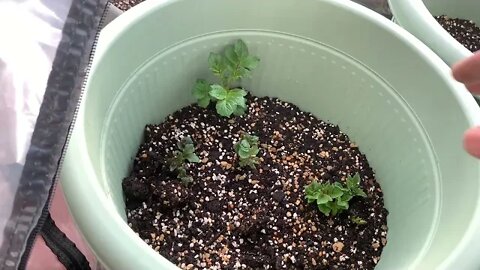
123;96;388;269
111;0;145;11
435;15;480;53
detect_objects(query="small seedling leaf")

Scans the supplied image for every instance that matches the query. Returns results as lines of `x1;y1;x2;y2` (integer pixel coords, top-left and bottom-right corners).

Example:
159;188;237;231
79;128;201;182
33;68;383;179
306;179;321;192
318;204;331;216
336;199;349;208
327;201;342;216
316;194;332;205
330;185;344;199
198;97;210;108
182;143;195;155
240;139;251;149
239;156;259;169
234;39;249;59
208;52;226;78
223;41;258;82
243;134;259;144
355;189;368;198
242;55;260;71
227;89;247;105
238;148;251;160
306;194;318;204
341;193;353;202
167;137;199;185
235;133;261;169
233;104;247;116
224;44;238;65
216;99;236;117
351;216;367;225
186;154;200;163
347;173;361;189
193;79;212;108
169;163;178;172
177;167;193;185
249;145;260;156
209;84;228;100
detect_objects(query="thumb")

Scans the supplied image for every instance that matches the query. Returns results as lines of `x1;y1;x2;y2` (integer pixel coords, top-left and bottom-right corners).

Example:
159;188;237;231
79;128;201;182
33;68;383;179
464;127;480;158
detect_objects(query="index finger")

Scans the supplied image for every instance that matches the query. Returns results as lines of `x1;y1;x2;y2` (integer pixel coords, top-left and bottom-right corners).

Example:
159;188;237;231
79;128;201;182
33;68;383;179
452;51;480;85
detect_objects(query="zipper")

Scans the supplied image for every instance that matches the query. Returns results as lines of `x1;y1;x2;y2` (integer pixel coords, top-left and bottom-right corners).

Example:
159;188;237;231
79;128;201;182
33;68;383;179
20;3;112;269
0;1;110;269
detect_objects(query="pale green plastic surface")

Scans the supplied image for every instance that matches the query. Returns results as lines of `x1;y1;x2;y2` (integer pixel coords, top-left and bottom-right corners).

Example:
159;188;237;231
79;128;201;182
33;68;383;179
60;0;480;269
388;0;478;66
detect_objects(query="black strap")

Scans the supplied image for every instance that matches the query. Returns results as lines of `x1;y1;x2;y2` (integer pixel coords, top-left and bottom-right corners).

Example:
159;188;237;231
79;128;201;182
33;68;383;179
40;214;91;270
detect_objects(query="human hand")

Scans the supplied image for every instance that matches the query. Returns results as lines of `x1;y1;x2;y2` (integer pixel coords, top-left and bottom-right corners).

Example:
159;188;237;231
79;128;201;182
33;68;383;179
452;52;480;158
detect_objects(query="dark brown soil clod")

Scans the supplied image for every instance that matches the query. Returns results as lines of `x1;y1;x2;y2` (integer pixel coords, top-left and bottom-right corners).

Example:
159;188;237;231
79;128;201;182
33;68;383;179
435;15;480;52
111;0;145;11
123;96;388;269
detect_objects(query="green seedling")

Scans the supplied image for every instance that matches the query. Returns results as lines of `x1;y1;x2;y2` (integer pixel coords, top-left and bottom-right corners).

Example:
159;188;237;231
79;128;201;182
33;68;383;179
234;134;260;169
167;137;200;185
351;216;367;225
304;173;367;216
192;39;260;117
176;167;193;186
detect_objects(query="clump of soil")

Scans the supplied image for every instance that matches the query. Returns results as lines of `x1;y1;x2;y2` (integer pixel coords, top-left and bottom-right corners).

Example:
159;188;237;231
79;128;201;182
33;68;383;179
435;15;480;52
111;0;145;11
123;96;388;269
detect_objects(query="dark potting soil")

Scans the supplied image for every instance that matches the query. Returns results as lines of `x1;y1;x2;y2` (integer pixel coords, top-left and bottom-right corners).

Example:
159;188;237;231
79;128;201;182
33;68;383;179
111;0;145;11
435;15;480;53
123;96;388;270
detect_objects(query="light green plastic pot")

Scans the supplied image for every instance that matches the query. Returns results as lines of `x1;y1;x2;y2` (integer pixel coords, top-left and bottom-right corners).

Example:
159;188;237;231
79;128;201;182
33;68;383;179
60;0;480;269
388;0;478;65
